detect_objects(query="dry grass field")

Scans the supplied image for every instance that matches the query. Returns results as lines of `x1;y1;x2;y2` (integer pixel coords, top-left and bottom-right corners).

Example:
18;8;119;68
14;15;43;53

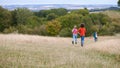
0;34;120;68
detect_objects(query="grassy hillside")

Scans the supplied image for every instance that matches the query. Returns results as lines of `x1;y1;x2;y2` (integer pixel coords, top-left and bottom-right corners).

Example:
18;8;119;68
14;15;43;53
102;10;120;33
102;11;120;19
0;34;120;68
102;10;120;25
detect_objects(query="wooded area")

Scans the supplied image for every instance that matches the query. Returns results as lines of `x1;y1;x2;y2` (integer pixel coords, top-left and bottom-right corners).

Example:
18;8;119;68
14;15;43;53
0;6;120;37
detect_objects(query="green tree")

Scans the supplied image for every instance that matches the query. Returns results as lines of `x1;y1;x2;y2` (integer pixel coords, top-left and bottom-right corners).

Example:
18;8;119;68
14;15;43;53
36;10;51;17
46;20;61;36
26;16;43;28
35;8;67;18
81;15;93;36
71;9;89;16
57;13;83;37
99;22;114;35
51;8;68;16
58;13;82;29
112;22;120;33
89;13;101;25
0;6;12;32
118;0;120;6
59;28;72;37
34;24;47;35
12;8;33;25
98;13;111;25
16;16;43;34
46;13;57;21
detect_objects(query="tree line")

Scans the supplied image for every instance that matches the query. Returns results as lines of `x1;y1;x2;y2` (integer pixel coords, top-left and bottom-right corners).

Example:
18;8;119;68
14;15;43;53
0;6;120;37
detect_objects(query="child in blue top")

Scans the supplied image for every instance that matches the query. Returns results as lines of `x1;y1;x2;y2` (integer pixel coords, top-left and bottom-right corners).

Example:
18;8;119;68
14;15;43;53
93;32;98;42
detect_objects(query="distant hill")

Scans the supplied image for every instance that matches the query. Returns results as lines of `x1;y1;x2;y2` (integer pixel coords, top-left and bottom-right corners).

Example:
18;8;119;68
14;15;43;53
89;7;120;12
1;4;117;11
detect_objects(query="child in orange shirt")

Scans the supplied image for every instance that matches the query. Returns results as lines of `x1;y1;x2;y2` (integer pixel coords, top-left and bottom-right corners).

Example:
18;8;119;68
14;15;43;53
78;23;86;47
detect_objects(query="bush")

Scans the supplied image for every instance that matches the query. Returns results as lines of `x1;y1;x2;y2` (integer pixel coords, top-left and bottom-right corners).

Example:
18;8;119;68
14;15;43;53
3;27;17;34
99;23;114;35
112;22;120;33
58;13;82;29
33;25;47;36
46;13;57;21
71;9;89;16
17;25;33;34
59;28;72;37
46;20;61;36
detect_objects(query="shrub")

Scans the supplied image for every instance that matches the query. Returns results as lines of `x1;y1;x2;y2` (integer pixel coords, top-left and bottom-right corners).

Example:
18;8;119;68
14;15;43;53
46;20;61;36
33;25;47;36
17;25;33;34
46;13;57;21
59;28;72;37
58;13;82;29
3;27;17;34
99;23;114;35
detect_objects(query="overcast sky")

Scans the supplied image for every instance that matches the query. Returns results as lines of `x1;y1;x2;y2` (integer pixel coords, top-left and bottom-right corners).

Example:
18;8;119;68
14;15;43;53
0;0;118;5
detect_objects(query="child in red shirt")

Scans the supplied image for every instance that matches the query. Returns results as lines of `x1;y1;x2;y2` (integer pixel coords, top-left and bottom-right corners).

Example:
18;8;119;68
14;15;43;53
78;23;86;47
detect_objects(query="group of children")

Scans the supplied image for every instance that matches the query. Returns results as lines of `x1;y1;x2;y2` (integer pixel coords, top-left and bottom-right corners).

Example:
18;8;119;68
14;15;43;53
72;23;97;47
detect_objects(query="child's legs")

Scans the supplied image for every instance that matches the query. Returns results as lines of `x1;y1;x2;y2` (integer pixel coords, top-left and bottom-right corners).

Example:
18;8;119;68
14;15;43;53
81;36;85;45
95;37;97;41
73;34;76;42
75;34;77;42
94;37;96;41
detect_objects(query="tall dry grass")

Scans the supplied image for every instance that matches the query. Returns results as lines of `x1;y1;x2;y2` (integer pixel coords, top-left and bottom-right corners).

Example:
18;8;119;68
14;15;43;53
0;34;120;68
